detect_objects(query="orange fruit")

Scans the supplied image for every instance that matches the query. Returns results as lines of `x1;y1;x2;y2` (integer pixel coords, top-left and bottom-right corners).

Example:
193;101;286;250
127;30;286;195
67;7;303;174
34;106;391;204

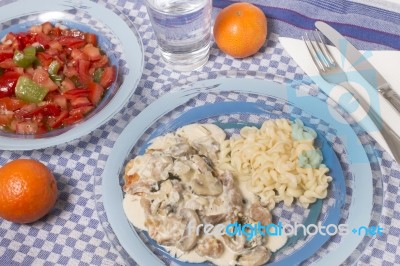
213;2;268;58
0;159;58;224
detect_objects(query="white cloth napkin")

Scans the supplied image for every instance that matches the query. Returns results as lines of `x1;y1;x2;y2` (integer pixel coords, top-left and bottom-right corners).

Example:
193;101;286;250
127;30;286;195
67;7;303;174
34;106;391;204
279;37;400;156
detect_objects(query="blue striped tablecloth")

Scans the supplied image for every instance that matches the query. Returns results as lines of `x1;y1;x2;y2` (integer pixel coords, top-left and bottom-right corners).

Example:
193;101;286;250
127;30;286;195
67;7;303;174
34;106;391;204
0;0;399;265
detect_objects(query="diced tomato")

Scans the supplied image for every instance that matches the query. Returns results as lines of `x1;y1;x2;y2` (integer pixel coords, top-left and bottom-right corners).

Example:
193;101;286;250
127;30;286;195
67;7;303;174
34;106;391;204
35;124;48;134
78;59;91;85
41;22;53;35
0;52;13;62
78;60;90;76
32;68;49;83
63;66;79;78
82;44;101;61
0;97;27;111
18;103;61;118
0;45;13;53
88;82;104;106
48;40;62;51
32;68;58;91
63;112;84;125
4;32;16;43
70;48;89;61
89;67;96;76
36;32;51;47
91;55;109;69
63;88;89;99
50;27;61;37
0;71;20;98
38;104;61;116
70;97;92;108
14;103;38;118
29;25;43;34
45;49;59;57
0;58;17;69
52;95;68;109
57;36;85;48
12;67;25;75
0;113;13;126
99;66;116;89
37;52;53;68
84;33;97;46
47;110;68;129
15;32;36;50
25;67;35;76
60;78;76;92
69;106;93;116
14;120;40;134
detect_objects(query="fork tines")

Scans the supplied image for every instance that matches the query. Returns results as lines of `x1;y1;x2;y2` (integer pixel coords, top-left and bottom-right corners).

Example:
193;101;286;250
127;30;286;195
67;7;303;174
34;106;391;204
303;30;336;72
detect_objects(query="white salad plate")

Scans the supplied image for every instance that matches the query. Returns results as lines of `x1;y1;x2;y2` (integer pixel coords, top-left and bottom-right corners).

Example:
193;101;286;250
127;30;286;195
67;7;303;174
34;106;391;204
0;0;144;150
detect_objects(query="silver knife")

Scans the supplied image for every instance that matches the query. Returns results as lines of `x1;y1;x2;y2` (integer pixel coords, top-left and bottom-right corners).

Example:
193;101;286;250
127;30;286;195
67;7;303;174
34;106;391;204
315;21;400;115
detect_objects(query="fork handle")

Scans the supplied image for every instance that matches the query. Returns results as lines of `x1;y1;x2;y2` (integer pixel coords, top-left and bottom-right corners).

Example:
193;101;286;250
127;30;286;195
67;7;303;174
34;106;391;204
378;84;400;115
340;82;400;162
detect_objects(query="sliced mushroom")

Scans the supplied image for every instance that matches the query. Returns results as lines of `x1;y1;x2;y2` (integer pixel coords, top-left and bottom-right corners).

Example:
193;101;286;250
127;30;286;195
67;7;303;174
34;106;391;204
176;208;201;251
166;142;194;158
168;190;181;204
201;213;227;225
150;198;162;215
220;171;243;217
249;203;272;225
236;246;271;266
146;215;185;247
140;198;152;216
185;197;208;211
196;236;224;258
220;170;233;187
245;233;263;249
223;234;246;253
191;175;223;196
192;139;220;162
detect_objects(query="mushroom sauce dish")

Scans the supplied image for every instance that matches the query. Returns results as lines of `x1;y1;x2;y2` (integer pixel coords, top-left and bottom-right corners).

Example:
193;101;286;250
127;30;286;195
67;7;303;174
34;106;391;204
122;120;332;265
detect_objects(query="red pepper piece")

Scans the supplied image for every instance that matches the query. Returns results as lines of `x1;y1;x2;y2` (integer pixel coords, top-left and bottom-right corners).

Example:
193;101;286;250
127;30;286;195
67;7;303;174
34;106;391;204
0;71;20;98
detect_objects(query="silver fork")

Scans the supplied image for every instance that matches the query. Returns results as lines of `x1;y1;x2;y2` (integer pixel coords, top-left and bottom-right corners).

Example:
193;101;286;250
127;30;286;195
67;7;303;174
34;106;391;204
303;30;400;162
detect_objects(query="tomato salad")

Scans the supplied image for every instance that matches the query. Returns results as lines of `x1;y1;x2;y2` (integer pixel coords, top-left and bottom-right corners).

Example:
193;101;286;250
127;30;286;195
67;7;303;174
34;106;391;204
0;22;116;134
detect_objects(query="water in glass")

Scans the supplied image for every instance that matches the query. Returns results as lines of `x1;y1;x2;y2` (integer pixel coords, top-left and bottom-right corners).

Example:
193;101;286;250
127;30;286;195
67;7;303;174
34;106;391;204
145;0;212;71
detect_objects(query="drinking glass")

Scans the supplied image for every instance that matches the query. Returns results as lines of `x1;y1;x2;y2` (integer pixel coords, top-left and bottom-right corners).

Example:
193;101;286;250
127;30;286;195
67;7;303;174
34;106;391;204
144;0;212;71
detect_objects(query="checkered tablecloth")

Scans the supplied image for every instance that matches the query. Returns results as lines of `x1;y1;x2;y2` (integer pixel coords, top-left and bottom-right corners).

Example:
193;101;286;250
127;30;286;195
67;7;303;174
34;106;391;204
1;0;400;265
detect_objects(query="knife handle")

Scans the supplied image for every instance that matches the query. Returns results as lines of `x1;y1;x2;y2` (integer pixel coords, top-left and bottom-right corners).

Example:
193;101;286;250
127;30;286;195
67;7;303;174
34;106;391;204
378;85;400;115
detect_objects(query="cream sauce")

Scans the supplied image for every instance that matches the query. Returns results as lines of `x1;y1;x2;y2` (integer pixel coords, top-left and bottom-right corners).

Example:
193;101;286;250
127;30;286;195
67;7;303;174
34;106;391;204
123;195;238;265
123;184;288;265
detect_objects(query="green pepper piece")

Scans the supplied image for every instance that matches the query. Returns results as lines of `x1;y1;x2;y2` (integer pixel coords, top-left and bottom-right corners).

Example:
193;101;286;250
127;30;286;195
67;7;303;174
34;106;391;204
70;76;82;87
50;73;64;82
0;68;4;76
48;60;61;75
15;76;48;103
13;46;37;68
35;45;45;53
23;46;36;57
93;68;104;83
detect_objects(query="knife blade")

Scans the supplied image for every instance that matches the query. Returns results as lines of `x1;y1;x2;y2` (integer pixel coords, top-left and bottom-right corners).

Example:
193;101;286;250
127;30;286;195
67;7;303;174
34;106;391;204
315;21;400;115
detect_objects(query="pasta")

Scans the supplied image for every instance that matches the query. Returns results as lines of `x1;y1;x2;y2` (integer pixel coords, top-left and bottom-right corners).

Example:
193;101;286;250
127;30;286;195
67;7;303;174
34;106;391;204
218;118;332;209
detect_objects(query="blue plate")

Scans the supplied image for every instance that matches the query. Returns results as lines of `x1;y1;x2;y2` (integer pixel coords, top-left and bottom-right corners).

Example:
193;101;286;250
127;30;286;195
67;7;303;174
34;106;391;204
102;75;379;266
0;0;144;150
